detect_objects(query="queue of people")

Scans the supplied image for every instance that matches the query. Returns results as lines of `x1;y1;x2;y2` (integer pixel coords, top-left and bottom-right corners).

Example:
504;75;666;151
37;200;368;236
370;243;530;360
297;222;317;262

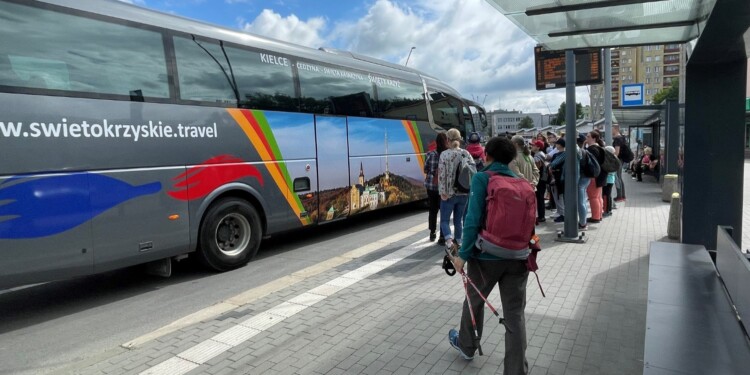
426;128;637;374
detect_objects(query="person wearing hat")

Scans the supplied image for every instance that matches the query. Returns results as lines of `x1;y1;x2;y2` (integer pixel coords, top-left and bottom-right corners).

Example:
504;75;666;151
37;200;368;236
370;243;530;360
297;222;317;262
465;132;485;170
530;140;548;223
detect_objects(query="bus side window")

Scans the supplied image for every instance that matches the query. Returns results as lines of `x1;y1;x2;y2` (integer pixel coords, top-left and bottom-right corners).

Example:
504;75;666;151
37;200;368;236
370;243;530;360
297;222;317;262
427;90;464;134
0;1;168;98
374;80;428;121
225;47;298;112
173;36;236;105
297;61;375;117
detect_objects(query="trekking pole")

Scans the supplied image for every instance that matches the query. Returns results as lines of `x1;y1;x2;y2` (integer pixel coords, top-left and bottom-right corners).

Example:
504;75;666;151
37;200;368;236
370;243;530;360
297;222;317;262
447;248;483;356
447;248;512;333
459;269;484;356
462;271;512;333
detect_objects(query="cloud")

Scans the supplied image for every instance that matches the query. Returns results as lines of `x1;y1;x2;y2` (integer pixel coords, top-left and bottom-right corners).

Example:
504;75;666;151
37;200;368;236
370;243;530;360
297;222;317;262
237;0;590;115
117;0;146;4
239;9;327;50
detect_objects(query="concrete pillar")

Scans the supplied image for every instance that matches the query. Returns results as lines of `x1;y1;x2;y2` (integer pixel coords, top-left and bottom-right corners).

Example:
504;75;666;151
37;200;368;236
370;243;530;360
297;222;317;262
662;174;678;202
668;192;681;240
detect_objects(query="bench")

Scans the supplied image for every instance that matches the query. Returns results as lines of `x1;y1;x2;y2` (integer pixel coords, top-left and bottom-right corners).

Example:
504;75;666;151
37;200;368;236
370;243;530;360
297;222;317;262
644;237;750;374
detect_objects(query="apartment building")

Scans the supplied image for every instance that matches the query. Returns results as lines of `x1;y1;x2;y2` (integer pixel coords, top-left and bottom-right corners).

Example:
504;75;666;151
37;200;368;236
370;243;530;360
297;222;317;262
590;44;685;121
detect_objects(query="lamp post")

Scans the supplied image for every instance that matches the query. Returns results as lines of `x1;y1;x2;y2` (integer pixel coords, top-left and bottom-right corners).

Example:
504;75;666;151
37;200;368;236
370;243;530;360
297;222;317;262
405;46;416;66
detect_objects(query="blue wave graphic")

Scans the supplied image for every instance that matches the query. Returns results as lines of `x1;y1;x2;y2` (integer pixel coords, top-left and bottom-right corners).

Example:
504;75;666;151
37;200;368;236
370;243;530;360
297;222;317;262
0;174;161;239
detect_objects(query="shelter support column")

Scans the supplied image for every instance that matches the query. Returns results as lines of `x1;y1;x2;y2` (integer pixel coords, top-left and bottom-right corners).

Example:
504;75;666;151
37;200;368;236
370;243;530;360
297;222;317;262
682;59;747;249
664;99;679;175
562;50;579;239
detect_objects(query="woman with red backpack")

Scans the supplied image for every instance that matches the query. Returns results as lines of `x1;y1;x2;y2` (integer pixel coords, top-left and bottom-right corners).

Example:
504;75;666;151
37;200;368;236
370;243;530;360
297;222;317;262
448;136;533;374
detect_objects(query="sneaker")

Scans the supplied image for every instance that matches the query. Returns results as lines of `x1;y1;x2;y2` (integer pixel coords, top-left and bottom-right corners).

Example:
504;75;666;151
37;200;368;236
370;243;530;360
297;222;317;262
437;237;446;246
429;231;436;242
537;217;547;223
603;212;613;217
554;215;565;223
578;224;588;230
448;329;474;360
586;218;601;223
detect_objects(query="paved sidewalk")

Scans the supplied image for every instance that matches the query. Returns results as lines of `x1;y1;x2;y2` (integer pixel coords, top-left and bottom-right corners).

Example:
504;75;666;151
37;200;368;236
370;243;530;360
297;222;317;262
68;176;668;375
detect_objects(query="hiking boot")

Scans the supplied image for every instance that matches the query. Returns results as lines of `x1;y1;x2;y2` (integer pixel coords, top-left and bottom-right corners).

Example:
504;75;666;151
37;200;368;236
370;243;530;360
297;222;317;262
448;329;474;360
554;215;565;223
429;231;436;242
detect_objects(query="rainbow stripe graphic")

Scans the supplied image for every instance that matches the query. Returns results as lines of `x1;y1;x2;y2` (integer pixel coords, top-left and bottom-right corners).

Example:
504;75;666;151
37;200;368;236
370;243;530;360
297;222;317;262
228;109;312;226
401;120;425;173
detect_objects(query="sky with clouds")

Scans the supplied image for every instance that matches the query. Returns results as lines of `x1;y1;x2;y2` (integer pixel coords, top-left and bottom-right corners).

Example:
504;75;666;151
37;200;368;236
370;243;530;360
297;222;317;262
118;0;591;115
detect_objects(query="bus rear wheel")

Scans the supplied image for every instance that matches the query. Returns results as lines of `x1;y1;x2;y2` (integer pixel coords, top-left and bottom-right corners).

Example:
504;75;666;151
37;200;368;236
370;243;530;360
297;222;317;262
198;198;261;271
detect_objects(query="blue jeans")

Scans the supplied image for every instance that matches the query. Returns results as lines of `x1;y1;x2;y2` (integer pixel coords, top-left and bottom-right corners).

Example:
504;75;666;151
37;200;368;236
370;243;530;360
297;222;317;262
577;177;591;226
440;194;468;242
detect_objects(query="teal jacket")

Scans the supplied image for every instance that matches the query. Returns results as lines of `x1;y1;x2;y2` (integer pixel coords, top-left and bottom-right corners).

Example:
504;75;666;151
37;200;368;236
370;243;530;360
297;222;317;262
458;161;518;261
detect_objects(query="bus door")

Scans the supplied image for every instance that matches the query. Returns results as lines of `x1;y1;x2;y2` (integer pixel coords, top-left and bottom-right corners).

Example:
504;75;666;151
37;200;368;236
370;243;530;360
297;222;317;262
314;115;350;223
0;173;94;287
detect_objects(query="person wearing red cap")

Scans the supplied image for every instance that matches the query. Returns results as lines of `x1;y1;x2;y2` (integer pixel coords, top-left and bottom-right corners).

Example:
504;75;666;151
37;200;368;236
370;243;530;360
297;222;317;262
530;140;548;223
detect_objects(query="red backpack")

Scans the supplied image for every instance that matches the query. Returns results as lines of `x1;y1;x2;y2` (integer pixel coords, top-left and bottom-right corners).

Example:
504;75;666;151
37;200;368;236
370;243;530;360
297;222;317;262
476;171;546;296
478;172;536;252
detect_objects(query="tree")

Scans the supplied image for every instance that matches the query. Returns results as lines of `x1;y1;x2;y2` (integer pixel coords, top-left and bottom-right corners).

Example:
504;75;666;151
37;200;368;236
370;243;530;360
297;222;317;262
652;80;679;104
518;116;534;129
553;101;584;125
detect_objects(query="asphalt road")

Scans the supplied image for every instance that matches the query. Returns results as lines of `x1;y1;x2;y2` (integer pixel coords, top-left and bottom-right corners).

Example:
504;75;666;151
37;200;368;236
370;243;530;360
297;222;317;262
0;204;427;375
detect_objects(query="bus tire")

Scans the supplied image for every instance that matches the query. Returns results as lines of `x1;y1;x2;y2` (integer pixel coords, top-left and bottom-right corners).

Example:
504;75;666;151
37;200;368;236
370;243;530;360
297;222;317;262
198;198;261;271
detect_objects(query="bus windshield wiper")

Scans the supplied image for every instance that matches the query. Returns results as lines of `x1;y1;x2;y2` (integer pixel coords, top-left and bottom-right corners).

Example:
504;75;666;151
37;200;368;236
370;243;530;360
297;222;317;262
191;35;240;107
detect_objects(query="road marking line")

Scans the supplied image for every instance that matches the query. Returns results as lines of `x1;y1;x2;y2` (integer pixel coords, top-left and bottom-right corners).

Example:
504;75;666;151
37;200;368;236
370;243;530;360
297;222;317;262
139;237;431;375
177;339;232;364
140;357;197;375
122;223;424;349
287;292;327;307
210;325;261;346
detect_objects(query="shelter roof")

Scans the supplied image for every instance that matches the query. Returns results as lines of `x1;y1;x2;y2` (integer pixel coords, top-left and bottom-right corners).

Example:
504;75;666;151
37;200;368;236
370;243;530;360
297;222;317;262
484;0;717;50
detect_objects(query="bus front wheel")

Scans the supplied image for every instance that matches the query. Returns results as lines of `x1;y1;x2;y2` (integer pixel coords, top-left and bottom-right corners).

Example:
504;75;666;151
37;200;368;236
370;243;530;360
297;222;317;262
198;198;261;271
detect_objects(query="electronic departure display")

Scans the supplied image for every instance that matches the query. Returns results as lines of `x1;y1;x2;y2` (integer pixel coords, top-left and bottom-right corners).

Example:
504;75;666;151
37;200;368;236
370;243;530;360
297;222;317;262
534;46;602;90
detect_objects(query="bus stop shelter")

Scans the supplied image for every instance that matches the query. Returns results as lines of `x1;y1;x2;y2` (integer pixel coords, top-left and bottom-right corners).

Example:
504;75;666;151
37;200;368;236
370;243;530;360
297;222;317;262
485;0;749;250
484;1;750;373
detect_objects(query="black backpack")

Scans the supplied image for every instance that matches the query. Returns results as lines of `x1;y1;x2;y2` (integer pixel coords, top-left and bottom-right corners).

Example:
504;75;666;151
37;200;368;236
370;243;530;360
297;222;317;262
580;149;601;178
600;148;620;173
618;137;634;163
